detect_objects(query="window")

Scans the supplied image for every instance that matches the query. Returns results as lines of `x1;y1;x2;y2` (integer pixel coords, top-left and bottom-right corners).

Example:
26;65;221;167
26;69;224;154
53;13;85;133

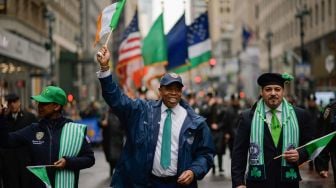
321;0;325;22
328;0;332;16
315;4;319;26
0;0;6;14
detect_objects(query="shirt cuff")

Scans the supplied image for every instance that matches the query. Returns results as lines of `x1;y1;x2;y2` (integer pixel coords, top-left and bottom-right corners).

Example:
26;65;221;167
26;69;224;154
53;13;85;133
96;70;111;78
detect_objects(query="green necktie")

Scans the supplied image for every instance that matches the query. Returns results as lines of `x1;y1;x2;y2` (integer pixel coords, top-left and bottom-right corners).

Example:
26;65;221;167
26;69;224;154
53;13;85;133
161;108;172;169
271;109;281;146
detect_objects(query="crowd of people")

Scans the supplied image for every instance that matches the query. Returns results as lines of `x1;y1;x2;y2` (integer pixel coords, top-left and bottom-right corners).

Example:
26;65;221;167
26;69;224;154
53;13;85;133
0;45;334;188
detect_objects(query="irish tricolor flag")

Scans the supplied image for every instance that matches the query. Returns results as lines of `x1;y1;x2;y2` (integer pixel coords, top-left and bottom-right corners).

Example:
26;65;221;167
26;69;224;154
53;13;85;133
304;131;336;160
94;0;126;46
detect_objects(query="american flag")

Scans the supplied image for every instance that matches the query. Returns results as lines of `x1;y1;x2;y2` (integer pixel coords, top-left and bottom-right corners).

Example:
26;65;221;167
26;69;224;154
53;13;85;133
116;11;144;91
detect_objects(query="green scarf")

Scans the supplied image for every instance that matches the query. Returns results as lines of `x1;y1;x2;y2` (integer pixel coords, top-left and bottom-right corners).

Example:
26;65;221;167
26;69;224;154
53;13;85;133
248;99;300;181
55;122;87;188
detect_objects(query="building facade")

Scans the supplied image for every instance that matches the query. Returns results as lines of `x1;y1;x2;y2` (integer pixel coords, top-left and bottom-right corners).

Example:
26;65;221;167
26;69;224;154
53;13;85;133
0;0;49;107
257;0;336;96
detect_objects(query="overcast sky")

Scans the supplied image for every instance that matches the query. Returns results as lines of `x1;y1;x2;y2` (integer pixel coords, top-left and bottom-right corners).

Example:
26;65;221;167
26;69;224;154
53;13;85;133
139;0;191;35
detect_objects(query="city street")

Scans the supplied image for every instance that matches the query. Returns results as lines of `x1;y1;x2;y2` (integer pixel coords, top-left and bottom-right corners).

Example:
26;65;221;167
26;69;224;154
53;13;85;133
79;148;335;188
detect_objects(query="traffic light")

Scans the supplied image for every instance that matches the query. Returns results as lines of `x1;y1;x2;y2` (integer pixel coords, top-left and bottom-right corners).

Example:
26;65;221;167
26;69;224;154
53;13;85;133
209;58;216;69
67;93;74;103
194;76;202;84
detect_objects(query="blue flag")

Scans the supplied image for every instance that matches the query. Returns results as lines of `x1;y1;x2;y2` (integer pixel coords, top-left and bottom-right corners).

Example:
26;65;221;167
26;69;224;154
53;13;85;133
166;14;188;70
242;25;251;50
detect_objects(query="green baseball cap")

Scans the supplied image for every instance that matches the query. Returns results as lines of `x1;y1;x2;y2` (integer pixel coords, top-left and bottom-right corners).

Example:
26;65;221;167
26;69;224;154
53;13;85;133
31;86;67;106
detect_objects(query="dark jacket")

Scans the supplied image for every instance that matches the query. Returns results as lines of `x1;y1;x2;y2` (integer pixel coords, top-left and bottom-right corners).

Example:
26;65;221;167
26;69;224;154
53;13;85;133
99;75;215;188
315;101;336;182
231;104;314;188
0;117;95;188
0;110;37;188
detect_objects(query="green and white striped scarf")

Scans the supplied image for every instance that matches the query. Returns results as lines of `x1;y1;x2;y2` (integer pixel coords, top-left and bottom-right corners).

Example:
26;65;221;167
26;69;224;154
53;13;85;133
247;99;299;181
55;122;87;188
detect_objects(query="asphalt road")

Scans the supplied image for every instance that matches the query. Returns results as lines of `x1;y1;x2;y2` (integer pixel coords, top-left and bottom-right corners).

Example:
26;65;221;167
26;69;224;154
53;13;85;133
79;148;335;188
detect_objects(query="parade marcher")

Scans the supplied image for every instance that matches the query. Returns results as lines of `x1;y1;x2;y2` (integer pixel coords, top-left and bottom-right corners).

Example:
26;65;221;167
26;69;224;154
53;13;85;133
96;46;215;188
199;90;226;175
0;86;95;188
305;94;320;171
226;93;242;157
231;73;314;188
0;93;37;188
314;100;336;184
99;108;124;177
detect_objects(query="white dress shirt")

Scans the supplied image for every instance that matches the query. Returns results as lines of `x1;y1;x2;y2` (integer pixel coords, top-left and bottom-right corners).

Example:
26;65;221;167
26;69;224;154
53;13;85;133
152;103;187;177
265;102;283;131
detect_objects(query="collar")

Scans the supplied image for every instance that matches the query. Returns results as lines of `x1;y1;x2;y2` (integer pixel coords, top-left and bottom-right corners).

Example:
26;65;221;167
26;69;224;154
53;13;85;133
264;102;283;113
161;103;180;115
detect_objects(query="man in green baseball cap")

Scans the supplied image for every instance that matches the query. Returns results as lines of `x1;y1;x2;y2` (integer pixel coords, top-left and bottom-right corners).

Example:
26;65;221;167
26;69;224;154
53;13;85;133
0;85;95;187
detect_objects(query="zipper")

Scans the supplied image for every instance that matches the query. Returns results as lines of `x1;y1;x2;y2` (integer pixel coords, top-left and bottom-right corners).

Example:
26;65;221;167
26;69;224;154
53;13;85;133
46;125;52;164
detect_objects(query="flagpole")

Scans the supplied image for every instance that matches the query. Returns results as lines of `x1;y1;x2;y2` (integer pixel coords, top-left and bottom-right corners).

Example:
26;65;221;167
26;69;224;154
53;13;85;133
273;145;306;160
273;131;336;160
104;30;113;46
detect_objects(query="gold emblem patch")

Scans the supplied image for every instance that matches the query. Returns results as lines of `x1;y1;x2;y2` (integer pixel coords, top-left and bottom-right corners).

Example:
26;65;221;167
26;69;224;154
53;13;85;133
36;132;44;140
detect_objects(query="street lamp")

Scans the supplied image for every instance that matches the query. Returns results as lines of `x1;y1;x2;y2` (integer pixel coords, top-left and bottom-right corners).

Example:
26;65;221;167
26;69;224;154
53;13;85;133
266;30;273;72
294;5;310;75
295;5;310;105
44;10;55;85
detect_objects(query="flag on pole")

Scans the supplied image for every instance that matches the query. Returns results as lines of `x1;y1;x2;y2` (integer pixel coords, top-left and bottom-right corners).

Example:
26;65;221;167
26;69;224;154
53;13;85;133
117;10;144;90
303;131;336;160
242;24;252;50
166;14;188;71
94;0;127;46
187;12;212;67
27;165;52;188
142;13;167;66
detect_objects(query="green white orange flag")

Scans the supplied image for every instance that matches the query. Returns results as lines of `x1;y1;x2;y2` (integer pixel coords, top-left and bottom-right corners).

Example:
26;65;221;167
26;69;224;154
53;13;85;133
94;0;126;46
142;13;167;66
27;165;52;188
304;131;336;160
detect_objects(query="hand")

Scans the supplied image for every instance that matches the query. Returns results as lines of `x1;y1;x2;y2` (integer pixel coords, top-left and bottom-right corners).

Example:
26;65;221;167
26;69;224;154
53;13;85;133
283;149;299;163
53;158;66;169
211;123;218;130
177;170;194;185
236;185;247;188
96;45;110;67
319;170;328;178
0;104;7;116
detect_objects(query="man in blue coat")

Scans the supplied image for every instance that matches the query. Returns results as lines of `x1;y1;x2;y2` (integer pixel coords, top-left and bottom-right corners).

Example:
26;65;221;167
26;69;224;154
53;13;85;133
97;46;215;188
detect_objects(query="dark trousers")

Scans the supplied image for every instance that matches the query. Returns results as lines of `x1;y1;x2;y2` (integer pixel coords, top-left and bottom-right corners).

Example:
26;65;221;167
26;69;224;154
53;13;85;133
150;175;178;188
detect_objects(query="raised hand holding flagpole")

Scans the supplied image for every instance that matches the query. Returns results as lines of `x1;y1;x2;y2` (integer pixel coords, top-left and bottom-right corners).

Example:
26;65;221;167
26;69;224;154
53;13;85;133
95;0;127;57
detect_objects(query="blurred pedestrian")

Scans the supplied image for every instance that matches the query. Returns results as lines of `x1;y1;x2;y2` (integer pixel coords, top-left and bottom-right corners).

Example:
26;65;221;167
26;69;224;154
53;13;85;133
231;73;314;188
199;90;225;175
0;93;37;188
0;86;95;188
314;100;336;184
99;108;124;176
226;93;242;157
96;46;215;188
305;94;320;171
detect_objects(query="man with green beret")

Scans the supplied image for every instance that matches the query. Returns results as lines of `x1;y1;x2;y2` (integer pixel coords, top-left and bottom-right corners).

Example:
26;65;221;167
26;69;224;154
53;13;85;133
0;86;95;188
231;73;314;188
